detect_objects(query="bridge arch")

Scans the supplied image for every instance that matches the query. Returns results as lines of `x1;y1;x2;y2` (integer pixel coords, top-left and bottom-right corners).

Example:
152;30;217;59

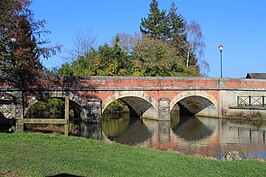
25;91;86;118
170;91;218;116
103;91;156;117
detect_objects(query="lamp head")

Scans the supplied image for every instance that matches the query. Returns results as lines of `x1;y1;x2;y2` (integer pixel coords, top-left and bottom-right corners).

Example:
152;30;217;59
219;44;223;51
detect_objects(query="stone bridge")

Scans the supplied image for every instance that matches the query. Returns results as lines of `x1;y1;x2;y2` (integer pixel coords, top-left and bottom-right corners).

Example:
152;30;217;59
1;76;266;130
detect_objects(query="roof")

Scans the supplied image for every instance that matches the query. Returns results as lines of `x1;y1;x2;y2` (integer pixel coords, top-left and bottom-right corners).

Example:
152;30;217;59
246;73;266;79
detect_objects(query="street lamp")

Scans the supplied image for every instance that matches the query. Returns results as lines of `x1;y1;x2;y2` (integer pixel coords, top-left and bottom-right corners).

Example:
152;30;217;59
218;44;223;78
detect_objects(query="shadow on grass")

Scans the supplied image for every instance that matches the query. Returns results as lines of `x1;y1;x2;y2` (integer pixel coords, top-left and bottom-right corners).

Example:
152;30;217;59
47;174;83;177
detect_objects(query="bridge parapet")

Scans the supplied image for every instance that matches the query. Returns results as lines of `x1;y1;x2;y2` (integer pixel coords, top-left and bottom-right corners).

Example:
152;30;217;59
2;76;266;92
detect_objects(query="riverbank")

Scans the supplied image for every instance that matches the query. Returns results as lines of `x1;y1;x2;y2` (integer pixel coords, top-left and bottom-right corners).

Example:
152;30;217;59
0;132;265;177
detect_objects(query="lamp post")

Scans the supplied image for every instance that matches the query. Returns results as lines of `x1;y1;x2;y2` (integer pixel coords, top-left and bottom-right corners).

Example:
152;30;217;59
218;44;223;78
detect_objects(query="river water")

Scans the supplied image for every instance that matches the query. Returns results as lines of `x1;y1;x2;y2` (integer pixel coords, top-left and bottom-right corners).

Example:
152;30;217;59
78;112;266;159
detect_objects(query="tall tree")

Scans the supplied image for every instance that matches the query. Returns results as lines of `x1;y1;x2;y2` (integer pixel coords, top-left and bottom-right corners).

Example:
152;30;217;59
0;0;60;88
185;21;208;74
139;1;209;76
168;2;188;60
140;0;169;40
111;36;131;75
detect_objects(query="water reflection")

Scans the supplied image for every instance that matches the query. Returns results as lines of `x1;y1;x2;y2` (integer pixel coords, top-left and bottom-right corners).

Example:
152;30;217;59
75;112;266;159
79;122;102;140
102;113;132;139
172;116;215;141
218;119;266;159
111;120;151;145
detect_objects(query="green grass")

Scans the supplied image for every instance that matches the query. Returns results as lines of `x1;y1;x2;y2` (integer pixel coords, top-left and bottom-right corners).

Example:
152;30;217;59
0;132;265;177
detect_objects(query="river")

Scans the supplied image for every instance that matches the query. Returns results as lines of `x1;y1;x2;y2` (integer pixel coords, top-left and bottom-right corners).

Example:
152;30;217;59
77;111;266;159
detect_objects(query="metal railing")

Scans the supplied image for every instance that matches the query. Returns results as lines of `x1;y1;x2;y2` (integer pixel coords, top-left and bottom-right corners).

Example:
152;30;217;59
237;96;266;108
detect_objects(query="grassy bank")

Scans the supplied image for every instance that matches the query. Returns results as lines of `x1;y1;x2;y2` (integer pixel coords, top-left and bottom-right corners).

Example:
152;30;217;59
0;133;265;177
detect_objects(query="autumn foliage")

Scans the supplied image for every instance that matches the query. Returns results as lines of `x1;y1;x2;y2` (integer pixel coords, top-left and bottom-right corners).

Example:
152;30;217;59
0;0;60;88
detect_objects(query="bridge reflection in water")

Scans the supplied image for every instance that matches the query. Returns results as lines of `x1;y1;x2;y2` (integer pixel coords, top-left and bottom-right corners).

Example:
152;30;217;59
77;112;266;159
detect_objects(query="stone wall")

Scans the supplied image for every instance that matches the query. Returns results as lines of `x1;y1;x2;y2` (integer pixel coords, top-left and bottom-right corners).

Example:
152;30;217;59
220;90;266;120
0;91;22;121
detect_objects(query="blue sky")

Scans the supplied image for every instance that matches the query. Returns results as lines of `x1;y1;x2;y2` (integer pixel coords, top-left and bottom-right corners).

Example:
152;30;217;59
31;0;266;78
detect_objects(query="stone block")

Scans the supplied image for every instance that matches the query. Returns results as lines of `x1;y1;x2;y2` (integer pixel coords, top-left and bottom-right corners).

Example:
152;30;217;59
158;98;170;121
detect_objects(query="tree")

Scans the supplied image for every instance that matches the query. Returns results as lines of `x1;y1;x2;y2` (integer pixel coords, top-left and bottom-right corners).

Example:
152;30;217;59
168;2;188;60
111;36;131;76
57;63;73;76
68;31;96;60
139;1;209;76
140;0;169;40
185;21;209;74
131;35;198;76
57;35;131;77
0;0;60;88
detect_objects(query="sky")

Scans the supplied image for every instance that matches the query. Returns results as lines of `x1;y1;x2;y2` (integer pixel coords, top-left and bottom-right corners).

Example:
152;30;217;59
31;0;266;78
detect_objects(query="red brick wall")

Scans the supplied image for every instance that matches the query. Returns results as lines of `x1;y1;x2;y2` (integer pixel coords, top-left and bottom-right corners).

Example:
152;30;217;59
3;77;266;109
225;79;266;89
77;77;218;88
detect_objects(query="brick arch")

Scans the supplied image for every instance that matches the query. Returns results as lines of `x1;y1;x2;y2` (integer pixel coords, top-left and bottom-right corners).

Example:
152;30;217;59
103;91;156;115
170;91;218;111
25;91;86;116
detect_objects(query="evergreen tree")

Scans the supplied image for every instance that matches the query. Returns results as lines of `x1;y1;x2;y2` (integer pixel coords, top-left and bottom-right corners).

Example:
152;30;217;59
140;0;169;40
112;36;131;75
168;2;188;59
57;63;73;76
